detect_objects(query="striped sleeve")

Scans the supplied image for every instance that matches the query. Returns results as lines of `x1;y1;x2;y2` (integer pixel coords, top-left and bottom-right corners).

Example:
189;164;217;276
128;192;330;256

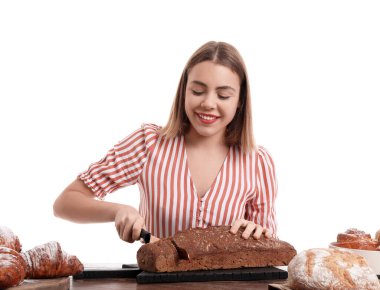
78;123;160;199
245;146;278;235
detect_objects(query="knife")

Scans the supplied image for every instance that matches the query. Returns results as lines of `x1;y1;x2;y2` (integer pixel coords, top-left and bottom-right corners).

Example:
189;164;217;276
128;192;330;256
140;229;151;244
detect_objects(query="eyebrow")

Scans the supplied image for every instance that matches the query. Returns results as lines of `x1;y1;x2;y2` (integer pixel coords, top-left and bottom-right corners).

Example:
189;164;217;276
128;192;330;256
190;80;236;92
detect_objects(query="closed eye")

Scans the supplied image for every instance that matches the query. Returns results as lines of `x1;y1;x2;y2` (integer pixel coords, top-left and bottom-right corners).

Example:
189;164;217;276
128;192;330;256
218;95;230;100
192;90;204;96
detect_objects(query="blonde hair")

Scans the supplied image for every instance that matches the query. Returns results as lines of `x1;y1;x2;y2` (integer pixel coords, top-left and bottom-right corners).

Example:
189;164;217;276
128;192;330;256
160;41;256;153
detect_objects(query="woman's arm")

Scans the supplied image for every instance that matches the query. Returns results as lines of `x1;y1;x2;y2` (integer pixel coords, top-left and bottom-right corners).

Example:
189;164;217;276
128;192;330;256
231;146;277;239
53;179;145;243
243;146;277;237
53;179;120;223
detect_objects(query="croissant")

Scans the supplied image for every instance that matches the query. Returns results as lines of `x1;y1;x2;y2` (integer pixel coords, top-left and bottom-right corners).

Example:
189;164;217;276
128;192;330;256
22;241;84;278
0;246;27;289
0;225;22;252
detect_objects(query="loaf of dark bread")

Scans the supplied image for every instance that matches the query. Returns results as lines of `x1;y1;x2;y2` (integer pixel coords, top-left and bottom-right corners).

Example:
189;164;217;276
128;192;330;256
137;226;297;272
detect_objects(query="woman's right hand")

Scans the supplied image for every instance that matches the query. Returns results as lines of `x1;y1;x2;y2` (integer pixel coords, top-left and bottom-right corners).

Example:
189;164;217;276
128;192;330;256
114;205;145;243
54;179;156;243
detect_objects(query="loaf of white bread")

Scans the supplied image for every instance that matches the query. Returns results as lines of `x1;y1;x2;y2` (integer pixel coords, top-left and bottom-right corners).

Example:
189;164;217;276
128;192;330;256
137;226;297;272
285;248;380;290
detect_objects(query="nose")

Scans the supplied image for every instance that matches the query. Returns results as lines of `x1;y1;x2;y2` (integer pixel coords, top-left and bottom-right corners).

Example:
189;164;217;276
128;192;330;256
200;93;216;109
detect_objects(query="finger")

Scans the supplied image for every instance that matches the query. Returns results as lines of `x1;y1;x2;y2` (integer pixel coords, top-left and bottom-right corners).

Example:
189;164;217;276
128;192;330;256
132;218;145;242
252;225;264;239
264;228;273;239
115;220;123;239
121;221;133;243
242;222;256;239
230;219;248;234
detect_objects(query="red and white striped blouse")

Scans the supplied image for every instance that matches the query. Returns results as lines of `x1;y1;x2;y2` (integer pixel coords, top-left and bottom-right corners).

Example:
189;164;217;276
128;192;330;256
79;123;278;238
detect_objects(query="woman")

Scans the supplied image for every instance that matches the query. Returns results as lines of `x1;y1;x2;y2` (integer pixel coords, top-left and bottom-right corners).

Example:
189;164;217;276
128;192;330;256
53;41;277;243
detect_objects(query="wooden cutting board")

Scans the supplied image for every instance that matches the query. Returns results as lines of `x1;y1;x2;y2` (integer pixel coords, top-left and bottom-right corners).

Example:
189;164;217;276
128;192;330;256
7;277;70;290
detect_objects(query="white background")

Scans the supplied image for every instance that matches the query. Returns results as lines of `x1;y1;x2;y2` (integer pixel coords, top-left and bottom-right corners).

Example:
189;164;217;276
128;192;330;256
1;0;379;265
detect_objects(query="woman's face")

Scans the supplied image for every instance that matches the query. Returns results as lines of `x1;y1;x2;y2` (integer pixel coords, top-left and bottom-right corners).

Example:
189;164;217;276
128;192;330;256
184;61;240;142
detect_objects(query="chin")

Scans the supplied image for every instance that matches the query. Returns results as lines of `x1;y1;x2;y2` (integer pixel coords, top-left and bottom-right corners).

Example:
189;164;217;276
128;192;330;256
192;125;223;138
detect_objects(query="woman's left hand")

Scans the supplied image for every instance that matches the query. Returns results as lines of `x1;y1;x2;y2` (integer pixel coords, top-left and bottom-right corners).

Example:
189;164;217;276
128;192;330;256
230;218;273;239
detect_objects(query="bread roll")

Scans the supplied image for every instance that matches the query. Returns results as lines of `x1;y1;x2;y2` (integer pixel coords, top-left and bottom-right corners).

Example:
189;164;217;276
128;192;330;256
337;228;371;242
0;246;27;289
286;248;380;290
336;228;379;251
137;226;297;272
0;225;22;252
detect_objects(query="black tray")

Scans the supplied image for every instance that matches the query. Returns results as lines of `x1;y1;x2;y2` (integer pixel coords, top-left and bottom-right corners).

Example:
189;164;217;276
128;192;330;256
136;266;288;284
73;264;141;279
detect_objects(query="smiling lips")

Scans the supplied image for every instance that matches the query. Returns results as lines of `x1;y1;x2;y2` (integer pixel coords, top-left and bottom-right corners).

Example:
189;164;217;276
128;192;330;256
196;113;220;124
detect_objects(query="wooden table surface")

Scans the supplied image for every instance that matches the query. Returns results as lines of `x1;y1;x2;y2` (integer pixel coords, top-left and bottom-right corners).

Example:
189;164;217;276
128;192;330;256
71;277;281;290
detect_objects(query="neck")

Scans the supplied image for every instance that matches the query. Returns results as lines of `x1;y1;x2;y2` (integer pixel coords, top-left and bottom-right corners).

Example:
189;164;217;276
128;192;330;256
185;127;227;150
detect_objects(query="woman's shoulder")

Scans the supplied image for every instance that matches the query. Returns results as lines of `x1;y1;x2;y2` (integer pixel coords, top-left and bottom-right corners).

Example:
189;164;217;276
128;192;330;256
140;123;185;152
238;145;273;158
129;123;162;139
138;123;162;147
140;123;162;133
238;145;275;165
116;123;162;149
256;145;273;157
255;145;276;168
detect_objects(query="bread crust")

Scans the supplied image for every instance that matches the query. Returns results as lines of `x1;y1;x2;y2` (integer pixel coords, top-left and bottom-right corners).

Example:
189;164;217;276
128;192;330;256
336;228;380;251
0;226;22;252
22;241;84;278
0;246;27;288
375;229;380;242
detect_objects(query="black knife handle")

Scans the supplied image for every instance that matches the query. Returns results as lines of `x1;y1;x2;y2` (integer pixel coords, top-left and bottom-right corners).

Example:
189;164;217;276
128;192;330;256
140;229;151;244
